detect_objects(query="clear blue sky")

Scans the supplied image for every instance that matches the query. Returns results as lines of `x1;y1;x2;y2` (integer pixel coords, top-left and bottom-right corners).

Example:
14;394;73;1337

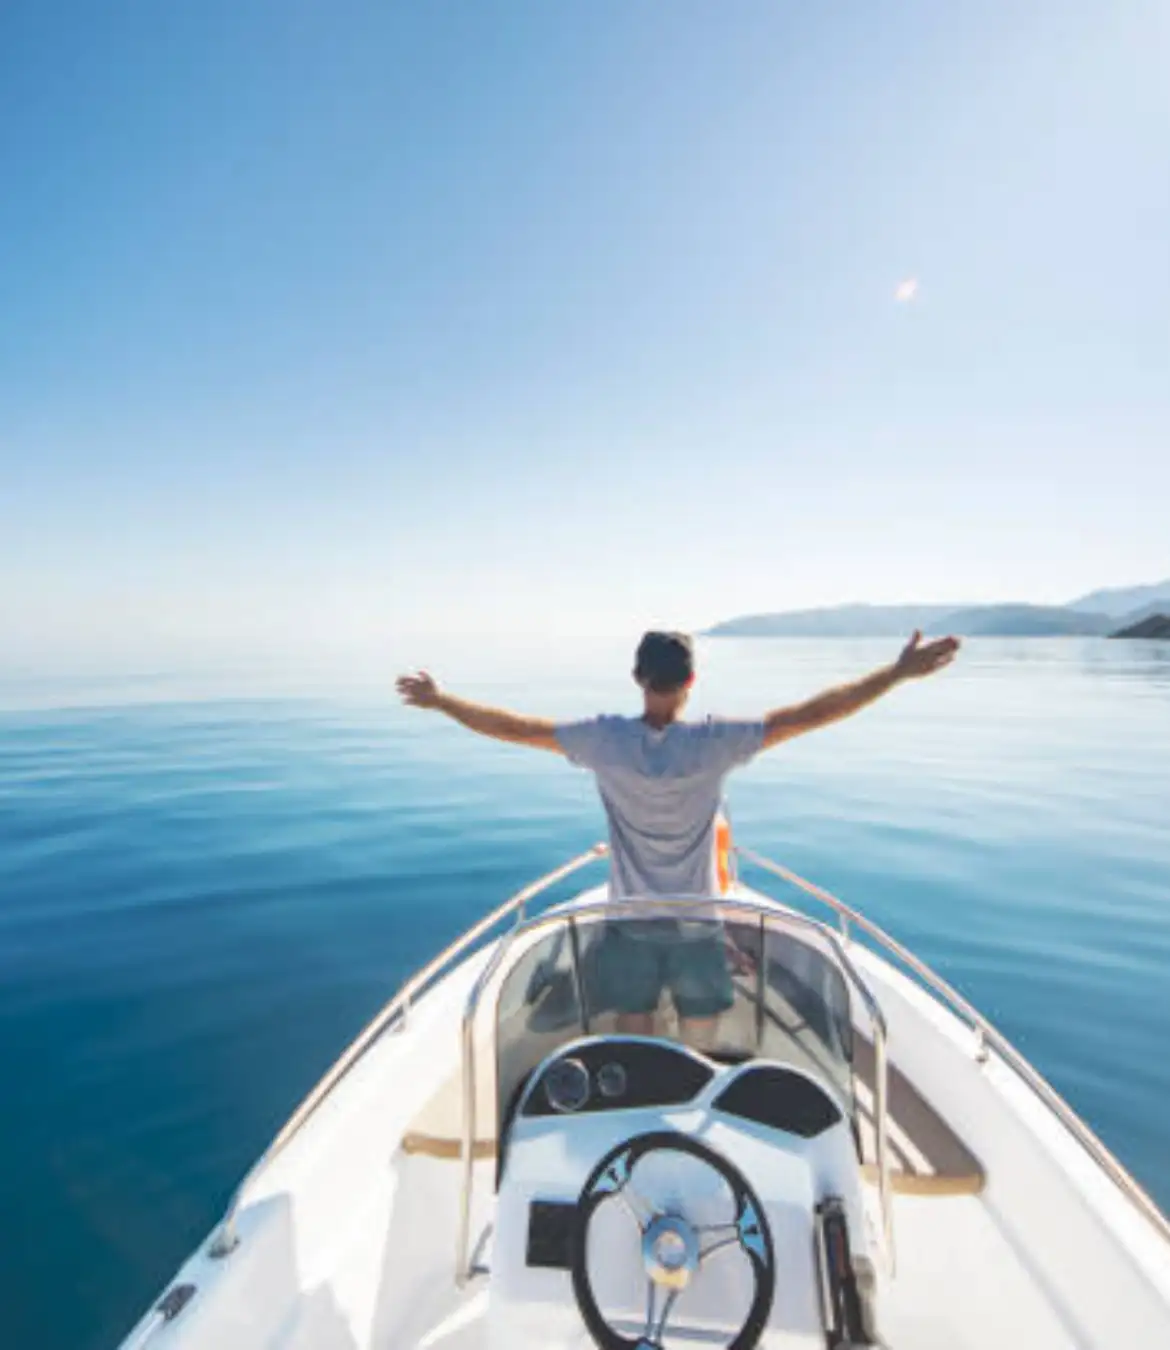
2;1;1167;666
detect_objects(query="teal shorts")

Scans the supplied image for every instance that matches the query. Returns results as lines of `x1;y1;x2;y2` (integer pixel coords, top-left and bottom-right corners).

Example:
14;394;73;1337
589;923;734;1019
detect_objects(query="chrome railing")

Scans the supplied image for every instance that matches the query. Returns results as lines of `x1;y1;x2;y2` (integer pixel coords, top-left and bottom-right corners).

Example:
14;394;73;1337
736;846;1170;1248
456;892;894;1285
200;836;1170;1287
206;844;608;1259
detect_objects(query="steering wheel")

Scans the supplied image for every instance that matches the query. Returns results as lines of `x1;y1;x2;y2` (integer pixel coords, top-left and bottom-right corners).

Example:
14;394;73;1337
571;1131;775;1350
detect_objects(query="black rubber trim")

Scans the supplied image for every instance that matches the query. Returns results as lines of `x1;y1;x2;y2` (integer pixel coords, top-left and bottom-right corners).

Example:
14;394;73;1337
712;1065;842;1138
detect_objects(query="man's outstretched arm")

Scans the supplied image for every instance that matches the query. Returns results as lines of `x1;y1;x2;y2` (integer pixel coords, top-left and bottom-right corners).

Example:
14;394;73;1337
761;631;960;750
395;671;563;754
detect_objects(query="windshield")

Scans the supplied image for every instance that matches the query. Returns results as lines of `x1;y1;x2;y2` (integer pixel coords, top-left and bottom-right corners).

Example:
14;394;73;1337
495;911;855;1142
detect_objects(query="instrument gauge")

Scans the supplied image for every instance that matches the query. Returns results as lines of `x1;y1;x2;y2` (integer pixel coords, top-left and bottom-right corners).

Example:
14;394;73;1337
544;1057;591;1114
597;1062;628;1099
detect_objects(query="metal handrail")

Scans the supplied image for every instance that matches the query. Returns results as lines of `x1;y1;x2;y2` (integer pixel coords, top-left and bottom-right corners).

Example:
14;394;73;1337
206;843;608;1258
120;1310;164;1350
456;891;894;1284
736;846;1170;1247
201;834;1170;1290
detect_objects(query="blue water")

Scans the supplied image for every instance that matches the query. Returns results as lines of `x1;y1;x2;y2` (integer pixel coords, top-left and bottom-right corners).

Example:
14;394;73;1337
2;637;1169;1348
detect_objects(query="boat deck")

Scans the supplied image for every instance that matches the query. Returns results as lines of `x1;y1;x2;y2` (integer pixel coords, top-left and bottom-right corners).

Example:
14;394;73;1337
375;1155;1079;1350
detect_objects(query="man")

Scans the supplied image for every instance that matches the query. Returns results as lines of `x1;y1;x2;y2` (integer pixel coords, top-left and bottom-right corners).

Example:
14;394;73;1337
396;628;959;1040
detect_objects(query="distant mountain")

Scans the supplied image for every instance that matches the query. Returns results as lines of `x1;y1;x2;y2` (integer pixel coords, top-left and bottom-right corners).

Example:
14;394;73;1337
705;604;956;638
706;602;1119;638
933;605;1113;637
1111;599;1170;629
1068;579;1170;617
705;577;1170;639
1111;613;1170;640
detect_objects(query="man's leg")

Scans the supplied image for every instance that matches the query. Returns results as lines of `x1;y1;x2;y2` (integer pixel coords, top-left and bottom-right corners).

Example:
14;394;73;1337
592;926;662;1032
670;930;734;1052
678;1014;720;1051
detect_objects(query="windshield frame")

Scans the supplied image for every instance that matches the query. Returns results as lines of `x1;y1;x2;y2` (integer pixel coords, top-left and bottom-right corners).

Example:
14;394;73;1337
457;892;891;1284
493;908;861;1149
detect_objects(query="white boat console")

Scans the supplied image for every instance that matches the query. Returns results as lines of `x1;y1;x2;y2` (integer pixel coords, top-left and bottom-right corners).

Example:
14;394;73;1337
490;1035;874;1348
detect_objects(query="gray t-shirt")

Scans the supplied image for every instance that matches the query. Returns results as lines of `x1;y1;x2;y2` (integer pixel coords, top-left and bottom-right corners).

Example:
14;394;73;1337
556;715;765;898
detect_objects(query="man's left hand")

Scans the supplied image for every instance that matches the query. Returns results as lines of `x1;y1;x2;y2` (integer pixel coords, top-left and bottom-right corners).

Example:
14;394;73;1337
894;631;961;680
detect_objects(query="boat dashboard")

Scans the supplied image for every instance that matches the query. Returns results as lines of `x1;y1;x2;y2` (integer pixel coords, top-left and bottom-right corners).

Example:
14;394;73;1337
518;1037;844;1139
490;1034;873;1350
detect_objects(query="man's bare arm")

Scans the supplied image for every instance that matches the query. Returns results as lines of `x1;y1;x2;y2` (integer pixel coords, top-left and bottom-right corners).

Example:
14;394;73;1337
395;671;563;754
761;631;960;750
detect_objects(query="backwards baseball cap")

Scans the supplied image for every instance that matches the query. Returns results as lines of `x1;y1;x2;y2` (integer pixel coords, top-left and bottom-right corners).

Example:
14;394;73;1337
634;630;695;692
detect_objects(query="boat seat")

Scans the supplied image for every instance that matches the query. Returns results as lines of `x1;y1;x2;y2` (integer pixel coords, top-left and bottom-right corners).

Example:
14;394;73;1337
402;1133;496;1160
402;1035;498;1161
853;1036;985;1196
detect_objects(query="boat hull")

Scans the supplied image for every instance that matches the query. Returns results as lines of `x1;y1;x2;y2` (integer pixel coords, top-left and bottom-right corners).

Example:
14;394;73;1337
119;880;1170;1350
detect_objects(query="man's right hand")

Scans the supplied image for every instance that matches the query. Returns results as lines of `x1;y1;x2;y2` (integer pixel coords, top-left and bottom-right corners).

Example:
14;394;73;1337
396;670;442;709
393;674;562;753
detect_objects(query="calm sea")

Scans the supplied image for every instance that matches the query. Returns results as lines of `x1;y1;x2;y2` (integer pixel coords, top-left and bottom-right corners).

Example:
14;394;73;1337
2;637;1169;1348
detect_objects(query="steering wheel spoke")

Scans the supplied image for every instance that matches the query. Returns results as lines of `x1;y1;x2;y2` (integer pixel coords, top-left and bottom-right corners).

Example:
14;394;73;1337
592;1145;656;1231
640;1283;678;1347
699;1233;741;1262
617;1185;655;1231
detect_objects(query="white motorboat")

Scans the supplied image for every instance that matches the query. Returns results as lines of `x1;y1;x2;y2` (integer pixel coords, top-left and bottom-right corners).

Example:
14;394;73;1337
119;842;1170;1349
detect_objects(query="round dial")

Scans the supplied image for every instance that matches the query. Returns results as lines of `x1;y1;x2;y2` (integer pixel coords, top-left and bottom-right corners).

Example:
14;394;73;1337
543;1057;591;1113
596;1061;628;1099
